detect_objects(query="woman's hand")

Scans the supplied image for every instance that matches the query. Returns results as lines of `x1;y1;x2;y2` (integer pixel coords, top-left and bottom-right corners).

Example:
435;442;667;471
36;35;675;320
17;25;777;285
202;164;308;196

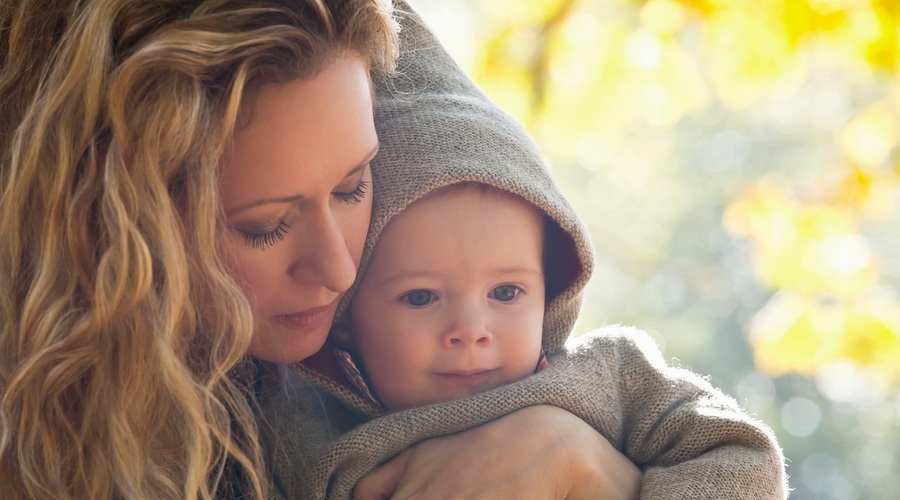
352;405;642;500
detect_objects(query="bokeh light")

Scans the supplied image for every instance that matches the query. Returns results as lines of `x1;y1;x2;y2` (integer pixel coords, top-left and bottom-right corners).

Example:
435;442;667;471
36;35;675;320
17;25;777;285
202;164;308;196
781;397;823;437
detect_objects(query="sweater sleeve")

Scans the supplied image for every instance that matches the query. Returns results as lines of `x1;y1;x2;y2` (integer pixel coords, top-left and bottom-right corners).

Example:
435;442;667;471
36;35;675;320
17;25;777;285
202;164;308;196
267;325;787;499
576;326;788;499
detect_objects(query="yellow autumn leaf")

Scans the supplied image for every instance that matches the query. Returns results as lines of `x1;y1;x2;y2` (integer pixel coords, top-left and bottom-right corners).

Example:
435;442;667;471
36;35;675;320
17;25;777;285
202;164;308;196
724;181;877;296
750;290;900;382
839;106;900;168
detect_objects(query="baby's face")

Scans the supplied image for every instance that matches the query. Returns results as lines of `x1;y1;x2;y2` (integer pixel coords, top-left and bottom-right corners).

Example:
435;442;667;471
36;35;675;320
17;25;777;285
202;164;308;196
349;186;546;410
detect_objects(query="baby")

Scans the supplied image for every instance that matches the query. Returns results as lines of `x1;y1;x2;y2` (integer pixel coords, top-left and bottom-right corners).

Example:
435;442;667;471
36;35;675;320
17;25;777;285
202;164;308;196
315;174;787;500
338;183;549;409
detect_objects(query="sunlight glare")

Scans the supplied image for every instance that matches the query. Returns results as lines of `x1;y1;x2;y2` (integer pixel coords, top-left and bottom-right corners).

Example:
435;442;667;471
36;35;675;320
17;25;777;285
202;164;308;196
625;30;662;70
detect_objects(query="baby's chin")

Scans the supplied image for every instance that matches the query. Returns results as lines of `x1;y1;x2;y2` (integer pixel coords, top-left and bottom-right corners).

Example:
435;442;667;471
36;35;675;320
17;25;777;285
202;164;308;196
387;371;530;410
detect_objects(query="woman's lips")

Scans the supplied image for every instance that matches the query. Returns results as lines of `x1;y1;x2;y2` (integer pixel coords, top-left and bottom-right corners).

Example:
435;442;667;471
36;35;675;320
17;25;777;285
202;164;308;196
272;303;334;330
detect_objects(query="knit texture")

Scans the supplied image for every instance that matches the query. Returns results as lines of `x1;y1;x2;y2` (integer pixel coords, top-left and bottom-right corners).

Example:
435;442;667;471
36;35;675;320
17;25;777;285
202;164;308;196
259;2;788;498
264;327;787;499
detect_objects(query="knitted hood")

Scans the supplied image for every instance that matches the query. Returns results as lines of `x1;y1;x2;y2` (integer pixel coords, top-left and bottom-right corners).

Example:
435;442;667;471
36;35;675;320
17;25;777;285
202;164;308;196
337;4;593;354
294;2;593;411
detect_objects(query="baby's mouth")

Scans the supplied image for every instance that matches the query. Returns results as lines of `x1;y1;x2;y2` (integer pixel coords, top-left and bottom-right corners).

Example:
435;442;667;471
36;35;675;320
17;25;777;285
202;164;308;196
433;368;499;387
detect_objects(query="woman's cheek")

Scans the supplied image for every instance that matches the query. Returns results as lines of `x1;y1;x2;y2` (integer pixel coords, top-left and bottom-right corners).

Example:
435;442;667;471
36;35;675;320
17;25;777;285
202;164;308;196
220;237;280;309
343;195;374;267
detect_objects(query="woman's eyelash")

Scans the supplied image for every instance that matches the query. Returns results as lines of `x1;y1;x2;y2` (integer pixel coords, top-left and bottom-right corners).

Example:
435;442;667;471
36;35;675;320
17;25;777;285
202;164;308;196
241;220;291;250
334;179;369;204
236;178;367;249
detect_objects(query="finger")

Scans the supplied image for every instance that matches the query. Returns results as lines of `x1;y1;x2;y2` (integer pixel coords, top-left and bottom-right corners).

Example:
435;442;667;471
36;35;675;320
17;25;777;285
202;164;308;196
353;450;411;500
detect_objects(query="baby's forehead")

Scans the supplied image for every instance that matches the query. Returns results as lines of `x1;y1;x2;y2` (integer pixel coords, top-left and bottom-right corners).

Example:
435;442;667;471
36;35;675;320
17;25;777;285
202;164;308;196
408;182;544;216
368;181;548;274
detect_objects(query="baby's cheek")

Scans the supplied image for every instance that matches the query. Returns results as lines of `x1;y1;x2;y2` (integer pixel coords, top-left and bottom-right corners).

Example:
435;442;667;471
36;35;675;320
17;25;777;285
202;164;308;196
512;325;544;377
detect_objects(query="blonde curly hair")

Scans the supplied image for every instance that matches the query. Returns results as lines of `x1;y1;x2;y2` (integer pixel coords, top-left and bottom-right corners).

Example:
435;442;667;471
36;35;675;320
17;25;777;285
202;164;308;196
0;0;397;498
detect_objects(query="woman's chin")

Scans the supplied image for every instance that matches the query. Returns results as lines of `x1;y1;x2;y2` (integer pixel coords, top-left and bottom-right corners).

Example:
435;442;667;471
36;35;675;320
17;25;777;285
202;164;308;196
248;322;331;364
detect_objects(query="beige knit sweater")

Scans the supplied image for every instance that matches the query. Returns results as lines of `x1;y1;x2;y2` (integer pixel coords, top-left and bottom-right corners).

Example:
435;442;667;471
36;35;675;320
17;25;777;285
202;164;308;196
257;2;788;499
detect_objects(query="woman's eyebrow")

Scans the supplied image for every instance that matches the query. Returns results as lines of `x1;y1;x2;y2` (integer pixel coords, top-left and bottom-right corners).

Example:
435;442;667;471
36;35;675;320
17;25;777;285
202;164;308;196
357;143;380;169
226;144;379;216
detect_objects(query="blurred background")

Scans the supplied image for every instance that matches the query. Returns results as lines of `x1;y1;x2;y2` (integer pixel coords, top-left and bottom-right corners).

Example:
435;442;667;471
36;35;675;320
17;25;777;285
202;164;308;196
409;0;900;498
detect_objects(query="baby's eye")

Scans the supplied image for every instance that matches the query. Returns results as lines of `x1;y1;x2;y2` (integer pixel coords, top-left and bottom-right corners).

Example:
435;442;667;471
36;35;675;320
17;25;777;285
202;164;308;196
401;289;435;307
490;285;521;302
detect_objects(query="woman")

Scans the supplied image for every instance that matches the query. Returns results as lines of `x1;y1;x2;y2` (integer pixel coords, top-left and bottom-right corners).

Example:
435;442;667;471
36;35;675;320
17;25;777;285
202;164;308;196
0;0;639;498
1;0;394;497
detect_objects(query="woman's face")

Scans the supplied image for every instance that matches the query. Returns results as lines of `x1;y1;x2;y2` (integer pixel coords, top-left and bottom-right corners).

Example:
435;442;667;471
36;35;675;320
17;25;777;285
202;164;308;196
219;53;376;363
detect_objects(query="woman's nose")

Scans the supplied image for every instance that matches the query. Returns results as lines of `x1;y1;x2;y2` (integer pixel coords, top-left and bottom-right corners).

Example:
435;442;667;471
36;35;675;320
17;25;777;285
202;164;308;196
442;305;492;348
288;210;358;293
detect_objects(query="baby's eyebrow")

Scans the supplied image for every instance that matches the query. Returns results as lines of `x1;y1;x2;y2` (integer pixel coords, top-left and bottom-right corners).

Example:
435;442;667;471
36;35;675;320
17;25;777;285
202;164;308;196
372;270;444;287
492;266;543;277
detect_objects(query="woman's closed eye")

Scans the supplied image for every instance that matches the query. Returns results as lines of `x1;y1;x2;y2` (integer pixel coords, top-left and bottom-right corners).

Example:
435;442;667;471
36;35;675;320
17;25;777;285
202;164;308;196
239;220;292;250
489;285;521;302
333;178;369;204
401;289;436;307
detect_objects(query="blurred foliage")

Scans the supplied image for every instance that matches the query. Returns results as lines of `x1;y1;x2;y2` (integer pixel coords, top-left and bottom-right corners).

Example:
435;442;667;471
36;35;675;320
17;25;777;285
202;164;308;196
446;0;900;385
413;0;900;498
